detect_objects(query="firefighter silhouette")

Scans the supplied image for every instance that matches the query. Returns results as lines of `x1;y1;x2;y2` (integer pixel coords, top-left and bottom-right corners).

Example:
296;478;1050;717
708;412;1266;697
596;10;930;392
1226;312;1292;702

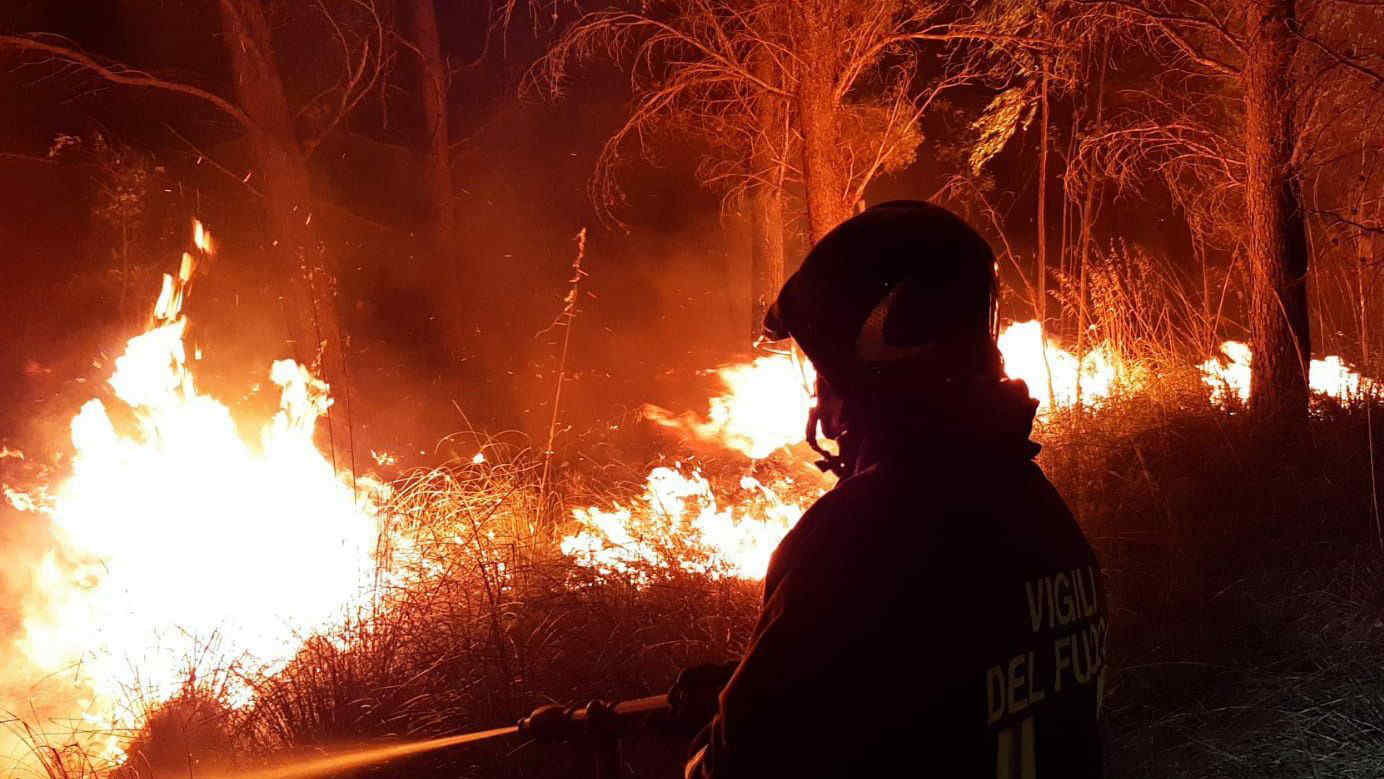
673;201;1107;778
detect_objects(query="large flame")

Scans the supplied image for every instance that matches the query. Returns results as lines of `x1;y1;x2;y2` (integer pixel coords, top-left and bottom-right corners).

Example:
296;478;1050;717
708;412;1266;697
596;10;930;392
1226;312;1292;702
7;224;1371;771
2;223;384;766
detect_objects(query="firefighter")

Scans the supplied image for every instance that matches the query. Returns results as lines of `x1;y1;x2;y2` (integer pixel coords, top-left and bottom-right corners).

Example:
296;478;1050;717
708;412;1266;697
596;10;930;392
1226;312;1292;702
672;200;1107;778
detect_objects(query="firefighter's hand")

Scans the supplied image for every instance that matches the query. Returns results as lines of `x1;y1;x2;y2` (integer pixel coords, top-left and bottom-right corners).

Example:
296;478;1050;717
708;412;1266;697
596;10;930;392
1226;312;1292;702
517;703;573;743
668;661;736;730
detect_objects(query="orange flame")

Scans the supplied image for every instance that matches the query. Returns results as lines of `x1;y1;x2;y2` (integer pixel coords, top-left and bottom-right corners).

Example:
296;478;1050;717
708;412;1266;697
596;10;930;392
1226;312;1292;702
642;321;1121;462
572;323;1340;584
570;326;1374;586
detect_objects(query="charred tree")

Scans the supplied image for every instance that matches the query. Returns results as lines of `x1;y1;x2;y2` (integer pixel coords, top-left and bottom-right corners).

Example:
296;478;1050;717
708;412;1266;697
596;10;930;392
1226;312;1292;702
216;0;328;363
1243;0;1310;425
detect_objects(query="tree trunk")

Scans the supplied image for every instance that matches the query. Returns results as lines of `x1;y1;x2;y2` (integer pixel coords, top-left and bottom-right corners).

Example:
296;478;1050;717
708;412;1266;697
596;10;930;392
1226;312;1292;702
216;0;326;364
1244;0;1311;425
119;220;130;326
749;44;786;341
1035;62;1057;411
1074;38;1108;407
408;0;456;268
793;4;851;243
749;172;786;341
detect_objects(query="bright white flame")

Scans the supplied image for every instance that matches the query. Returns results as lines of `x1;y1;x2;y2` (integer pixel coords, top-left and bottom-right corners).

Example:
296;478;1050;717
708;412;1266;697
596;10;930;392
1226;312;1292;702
5;483;48;513
998;321;1118;413
643;354;816;459
1310;355;1364;398
5;223;385;766
193;219;213;255
562;466;808;580
1199;341;1253;406
1199;341;1368;405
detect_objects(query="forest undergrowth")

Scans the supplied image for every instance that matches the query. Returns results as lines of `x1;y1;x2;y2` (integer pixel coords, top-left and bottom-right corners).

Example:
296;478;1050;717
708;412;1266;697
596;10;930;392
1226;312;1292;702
1043;380;1384;778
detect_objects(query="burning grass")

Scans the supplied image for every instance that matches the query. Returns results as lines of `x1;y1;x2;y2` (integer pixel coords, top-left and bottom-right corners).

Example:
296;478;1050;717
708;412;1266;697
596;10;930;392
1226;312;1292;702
40;382;1371;779
0;224;388;775
221;442;764;779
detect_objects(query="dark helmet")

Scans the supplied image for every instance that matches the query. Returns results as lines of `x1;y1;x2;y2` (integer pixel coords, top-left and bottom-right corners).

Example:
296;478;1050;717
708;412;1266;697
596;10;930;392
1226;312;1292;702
764;200;1000;395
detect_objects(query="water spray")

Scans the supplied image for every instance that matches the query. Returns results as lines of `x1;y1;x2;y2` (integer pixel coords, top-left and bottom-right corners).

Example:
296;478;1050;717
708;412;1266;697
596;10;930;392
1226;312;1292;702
213;695;670;779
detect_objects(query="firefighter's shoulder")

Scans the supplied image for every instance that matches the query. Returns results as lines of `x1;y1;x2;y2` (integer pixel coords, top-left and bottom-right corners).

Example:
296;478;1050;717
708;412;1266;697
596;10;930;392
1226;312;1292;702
767;463;944;583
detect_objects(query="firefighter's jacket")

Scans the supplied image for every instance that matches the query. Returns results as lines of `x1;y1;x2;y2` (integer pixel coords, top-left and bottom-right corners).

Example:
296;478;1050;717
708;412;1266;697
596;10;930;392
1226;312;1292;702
687;407;1106;778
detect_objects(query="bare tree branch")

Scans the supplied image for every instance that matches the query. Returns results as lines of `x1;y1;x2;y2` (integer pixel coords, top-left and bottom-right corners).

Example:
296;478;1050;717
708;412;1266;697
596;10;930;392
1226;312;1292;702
301;0;390;155
1292;26;1384;89
0;33;255;129
1070;0;1241;75
162;123;265;199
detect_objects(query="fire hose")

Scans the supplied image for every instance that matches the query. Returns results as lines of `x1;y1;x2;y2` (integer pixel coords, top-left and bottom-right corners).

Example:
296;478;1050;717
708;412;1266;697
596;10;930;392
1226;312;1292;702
516;694;673;779
518;694;672;740
227;694;676;779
